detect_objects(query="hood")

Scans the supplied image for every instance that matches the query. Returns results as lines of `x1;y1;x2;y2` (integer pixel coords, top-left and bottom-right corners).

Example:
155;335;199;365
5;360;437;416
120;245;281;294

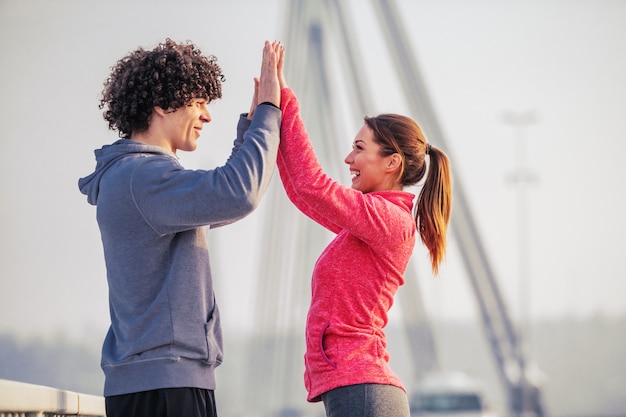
78;139;175;205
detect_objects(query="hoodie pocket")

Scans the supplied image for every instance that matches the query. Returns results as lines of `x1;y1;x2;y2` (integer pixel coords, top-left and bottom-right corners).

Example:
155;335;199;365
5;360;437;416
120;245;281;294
204;310;223;365
318;321;337;369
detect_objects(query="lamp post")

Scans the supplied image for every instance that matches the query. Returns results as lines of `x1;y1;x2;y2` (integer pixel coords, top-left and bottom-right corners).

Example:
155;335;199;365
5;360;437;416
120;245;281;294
503;110;539;417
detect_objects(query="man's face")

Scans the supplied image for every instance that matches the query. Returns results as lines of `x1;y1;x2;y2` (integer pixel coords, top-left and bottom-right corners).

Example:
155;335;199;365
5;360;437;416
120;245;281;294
162;98;212;153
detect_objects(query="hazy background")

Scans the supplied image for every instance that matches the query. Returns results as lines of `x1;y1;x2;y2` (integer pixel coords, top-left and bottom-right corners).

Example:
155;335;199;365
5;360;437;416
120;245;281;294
1;0;625;415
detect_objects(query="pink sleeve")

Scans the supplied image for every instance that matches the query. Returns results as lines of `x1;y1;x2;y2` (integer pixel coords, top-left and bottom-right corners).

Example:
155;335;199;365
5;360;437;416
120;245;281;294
276;92;342;233
278;88;409;243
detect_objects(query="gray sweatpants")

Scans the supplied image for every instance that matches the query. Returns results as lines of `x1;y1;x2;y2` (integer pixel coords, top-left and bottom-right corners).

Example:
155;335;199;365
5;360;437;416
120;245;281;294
321;383;410;417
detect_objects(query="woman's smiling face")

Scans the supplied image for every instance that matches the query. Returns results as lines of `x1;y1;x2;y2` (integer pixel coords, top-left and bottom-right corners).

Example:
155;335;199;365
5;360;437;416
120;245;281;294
344;124;400;193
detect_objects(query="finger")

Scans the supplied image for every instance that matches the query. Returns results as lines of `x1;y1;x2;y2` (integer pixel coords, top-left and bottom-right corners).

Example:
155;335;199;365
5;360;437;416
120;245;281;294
276;43;287;90
250;78;259;104
268;46;277;73
248;78;259;120
277;43;285;72
266;41;277;70
260;41;270;74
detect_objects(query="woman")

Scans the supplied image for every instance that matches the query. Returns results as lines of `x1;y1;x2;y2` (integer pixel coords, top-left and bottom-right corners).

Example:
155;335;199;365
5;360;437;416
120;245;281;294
274;45;452;417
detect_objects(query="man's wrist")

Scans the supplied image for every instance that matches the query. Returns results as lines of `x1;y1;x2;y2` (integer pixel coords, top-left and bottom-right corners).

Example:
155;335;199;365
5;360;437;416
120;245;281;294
259;101;279;109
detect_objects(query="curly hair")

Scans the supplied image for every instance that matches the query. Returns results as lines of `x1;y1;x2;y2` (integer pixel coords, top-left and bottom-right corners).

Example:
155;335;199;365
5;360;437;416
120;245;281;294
100;38;224;138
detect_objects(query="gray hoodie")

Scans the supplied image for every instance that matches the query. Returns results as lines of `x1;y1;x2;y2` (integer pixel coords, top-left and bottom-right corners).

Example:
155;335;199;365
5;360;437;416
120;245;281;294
78;104;280;396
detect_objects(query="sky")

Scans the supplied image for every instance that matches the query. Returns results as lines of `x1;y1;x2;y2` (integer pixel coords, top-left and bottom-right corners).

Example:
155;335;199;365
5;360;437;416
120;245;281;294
0;0;625;345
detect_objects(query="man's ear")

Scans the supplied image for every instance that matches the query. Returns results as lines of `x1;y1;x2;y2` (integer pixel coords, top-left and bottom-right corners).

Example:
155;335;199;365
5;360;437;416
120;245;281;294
153;106;167;117
386;153;402;172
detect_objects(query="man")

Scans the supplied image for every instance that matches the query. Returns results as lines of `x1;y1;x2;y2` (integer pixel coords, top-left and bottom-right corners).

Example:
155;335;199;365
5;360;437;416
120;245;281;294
78;39;281;417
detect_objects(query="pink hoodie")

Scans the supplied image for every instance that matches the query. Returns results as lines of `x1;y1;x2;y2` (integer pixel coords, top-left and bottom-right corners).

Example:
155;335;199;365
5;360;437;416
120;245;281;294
278;88;417;402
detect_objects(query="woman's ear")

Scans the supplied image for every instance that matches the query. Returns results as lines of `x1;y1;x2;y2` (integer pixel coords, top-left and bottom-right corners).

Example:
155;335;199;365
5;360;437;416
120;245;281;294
386;153;402;172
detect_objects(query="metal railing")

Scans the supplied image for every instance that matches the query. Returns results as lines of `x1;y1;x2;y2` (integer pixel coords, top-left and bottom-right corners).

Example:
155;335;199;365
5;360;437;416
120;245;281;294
0;379;105;417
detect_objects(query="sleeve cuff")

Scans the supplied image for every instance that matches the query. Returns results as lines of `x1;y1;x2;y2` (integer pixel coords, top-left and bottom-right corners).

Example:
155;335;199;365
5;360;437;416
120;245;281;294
259;101;280;110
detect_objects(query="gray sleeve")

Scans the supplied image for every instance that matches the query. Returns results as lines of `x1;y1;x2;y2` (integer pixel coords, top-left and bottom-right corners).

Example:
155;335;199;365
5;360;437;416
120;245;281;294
225;113;253;164
130;104;281;234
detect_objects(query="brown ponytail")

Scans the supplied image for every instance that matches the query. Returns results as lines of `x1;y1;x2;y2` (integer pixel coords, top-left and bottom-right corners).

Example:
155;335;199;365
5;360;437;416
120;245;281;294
365;114;452;275
416;145;452;275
